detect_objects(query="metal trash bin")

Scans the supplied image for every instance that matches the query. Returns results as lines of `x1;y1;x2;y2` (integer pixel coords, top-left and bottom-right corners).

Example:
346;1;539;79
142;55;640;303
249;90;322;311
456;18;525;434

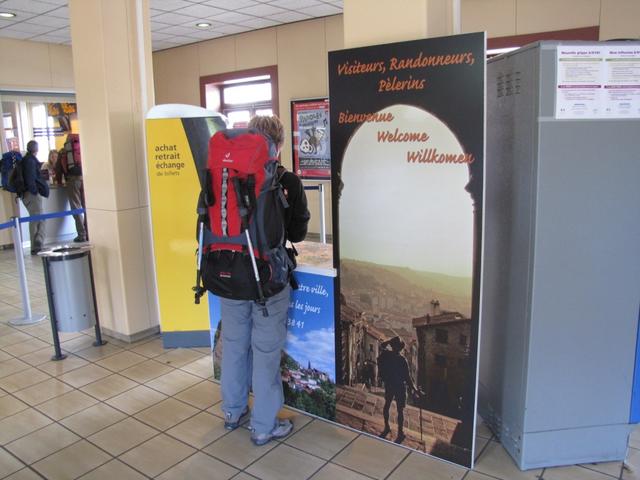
39;244;105;360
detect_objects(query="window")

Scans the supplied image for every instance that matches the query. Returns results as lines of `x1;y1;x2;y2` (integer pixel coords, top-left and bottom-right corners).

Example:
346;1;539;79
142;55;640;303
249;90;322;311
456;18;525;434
435;329;448;344
201;66;278;128
435;354;447;367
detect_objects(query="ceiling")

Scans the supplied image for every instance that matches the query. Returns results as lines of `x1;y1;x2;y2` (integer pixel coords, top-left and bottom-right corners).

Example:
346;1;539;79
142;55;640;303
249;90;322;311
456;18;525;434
0;0;343;51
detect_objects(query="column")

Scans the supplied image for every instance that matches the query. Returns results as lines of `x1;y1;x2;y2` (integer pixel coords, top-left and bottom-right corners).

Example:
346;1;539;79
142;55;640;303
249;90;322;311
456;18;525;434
343;0;460;48
69;0;158;340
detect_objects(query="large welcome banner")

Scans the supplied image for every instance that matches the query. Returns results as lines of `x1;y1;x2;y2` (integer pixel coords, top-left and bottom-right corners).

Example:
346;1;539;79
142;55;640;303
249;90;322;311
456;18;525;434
329;33;485;467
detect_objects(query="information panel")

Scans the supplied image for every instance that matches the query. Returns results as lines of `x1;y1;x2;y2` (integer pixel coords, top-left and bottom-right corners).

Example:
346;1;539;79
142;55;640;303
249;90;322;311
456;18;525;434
329;33;485;467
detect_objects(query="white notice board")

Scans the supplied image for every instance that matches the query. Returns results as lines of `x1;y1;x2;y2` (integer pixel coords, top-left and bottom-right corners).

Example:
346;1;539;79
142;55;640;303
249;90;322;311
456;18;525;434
556;45;640;119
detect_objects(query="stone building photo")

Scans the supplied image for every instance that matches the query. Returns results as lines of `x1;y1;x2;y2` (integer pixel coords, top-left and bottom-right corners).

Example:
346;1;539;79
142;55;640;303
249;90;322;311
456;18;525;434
336;259;474;465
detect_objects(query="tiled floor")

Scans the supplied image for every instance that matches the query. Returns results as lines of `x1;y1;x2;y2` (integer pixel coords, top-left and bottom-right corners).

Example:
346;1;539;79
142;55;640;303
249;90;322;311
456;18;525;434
0;247;636;479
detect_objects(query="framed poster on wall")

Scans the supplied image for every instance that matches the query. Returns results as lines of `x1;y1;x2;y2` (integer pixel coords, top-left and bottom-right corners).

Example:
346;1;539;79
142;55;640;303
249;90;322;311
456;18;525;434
329;32;485;468
291;98;330;179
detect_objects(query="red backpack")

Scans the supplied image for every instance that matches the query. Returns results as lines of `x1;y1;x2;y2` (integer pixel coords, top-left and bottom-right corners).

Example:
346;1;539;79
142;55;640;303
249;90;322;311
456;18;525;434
62;133;81;173
194;129;293;315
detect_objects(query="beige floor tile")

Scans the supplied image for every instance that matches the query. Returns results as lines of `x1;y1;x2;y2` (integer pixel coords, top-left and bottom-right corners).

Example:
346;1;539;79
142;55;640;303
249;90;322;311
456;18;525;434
0;448;25;478
0;395;28;420
174;380;221;410
37;354;89;376
57;331;87;342
232;474;260;480
630;427;640;449
134;397;199;431
3;468;43;480
0;408;53;445
60;403;127;437
88;417;159;456
145;369;202;395
13;378;74;405
475;435;491;460
474;441;542;480
476;418;494;439
95;351;147;372
80;373;138;401
2;338;50;356
0;332;31;348
286;419;358;460
120;359;173;383
32;440;111;480
119;433;196;477
20;347;62;366
203;426;278;470
35;389;98;420
581;461;623;478
75;343;123;361
105;384;167;415
623;447;640;479
388;451;467;480
311;463;372;480
0;367;50;393
5;423;80;464
129;338;165;358
247;443;325;480
154;348;204;368
464;472;499;480
545;465;617;480
166;411;228;449
77;459;147;480
180;355;213;378
157;452;238;480
0;358;30;378
60;335;96;353
333;435;408;480
59;364;112;388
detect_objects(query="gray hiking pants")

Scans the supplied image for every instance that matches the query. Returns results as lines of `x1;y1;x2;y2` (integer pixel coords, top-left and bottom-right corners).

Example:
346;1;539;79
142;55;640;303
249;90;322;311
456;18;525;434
22;192;44;249
66;175;86;238
220;285;291;435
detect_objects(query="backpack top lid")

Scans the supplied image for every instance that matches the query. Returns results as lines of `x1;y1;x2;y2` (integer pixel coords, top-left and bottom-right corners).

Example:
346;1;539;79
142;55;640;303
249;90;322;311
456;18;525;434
208;129;275;174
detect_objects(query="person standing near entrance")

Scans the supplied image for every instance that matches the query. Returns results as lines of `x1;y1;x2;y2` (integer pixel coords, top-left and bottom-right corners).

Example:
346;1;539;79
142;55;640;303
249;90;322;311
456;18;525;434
22;140;49;254
56;133;86;242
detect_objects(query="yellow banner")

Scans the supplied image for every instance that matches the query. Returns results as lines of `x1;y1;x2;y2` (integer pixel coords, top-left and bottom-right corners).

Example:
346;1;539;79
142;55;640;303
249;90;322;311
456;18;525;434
146;117;216;332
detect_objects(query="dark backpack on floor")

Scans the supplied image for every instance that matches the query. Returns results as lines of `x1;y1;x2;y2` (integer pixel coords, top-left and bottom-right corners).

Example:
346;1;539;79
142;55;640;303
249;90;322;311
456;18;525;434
197;129;294;305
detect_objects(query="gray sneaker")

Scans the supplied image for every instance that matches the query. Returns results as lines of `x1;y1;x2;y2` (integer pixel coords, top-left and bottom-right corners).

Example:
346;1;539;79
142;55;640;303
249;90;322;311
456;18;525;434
250;419;294;446
224;406;250;431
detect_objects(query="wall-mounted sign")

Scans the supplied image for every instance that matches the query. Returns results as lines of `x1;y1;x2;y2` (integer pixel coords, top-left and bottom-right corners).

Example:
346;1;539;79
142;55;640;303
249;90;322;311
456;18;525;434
291;98;330;179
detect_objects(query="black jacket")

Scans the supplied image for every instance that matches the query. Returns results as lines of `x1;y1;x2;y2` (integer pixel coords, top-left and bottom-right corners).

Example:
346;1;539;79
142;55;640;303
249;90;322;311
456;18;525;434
22;153;49;198
280;170;310;243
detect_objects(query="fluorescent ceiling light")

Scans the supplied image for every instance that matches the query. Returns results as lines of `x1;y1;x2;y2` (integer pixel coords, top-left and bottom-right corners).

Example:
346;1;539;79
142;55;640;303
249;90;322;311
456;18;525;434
196;22;211;28
487;47;520;55
0;12;16;18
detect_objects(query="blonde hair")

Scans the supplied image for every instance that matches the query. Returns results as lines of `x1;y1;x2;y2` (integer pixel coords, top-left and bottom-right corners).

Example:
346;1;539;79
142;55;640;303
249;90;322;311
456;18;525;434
47;149;58;163
248;115;285;148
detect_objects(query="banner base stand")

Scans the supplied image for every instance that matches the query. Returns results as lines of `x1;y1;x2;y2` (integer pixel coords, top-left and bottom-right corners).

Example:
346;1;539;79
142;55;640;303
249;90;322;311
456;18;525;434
9;313;47;326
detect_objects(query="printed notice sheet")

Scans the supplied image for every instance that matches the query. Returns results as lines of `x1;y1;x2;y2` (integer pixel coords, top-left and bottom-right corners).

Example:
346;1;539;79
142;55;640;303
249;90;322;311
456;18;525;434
556;45;640;119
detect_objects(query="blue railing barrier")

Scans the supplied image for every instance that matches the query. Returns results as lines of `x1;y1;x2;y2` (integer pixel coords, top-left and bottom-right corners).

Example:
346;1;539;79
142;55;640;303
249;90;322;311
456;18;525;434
303;185;320;191
0;208;85;231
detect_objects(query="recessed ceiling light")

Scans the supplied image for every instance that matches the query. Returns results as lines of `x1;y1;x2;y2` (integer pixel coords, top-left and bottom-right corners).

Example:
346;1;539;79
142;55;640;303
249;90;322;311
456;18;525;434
0;12;16;18
196;22;211;28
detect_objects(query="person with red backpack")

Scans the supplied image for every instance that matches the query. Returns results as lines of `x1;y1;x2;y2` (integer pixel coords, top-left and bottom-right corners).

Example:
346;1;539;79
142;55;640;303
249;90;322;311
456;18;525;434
55;133;87;242
205;115;309;446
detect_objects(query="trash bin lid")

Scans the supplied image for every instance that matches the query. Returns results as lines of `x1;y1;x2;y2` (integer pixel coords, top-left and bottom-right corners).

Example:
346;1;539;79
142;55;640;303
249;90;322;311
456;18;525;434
38;244;93;261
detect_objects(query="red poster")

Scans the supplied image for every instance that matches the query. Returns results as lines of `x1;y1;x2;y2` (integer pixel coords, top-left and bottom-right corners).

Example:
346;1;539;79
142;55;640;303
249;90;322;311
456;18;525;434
291;98;330;179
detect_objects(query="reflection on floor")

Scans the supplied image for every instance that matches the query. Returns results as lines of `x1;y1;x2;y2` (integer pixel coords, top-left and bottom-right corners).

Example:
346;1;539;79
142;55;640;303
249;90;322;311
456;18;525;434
0;247;635;479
